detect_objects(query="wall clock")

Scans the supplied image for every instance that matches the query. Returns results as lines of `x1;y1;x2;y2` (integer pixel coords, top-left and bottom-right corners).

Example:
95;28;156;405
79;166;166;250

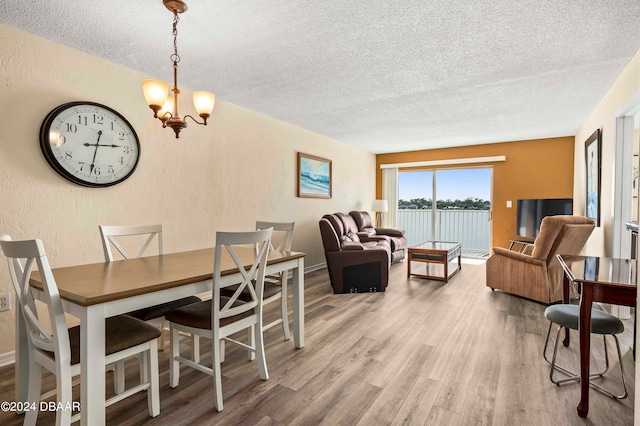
39;101;140;188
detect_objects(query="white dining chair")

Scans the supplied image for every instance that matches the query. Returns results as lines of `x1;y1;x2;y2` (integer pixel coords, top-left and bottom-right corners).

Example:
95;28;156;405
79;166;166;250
99;224;201;349
221;221;294;339
166;228;272;411
0;235;160;425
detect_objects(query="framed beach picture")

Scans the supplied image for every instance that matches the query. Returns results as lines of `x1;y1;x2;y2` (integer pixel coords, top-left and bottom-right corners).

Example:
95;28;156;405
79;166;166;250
584;129;601;226
297;152;332;198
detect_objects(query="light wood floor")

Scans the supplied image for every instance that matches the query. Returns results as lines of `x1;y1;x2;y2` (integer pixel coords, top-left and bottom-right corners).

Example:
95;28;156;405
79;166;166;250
0;260;635;425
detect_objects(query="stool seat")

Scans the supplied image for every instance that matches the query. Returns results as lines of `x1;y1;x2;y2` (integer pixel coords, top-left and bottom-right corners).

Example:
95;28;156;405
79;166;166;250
544;304;624;335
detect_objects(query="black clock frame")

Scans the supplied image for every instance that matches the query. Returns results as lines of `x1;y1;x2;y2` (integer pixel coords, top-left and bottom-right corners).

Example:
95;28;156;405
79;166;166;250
39;101;141;188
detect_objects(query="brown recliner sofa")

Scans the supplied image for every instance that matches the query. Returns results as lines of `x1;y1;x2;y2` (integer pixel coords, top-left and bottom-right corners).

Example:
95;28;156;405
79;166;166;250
349;211;407;263
486;215;595;304
319;213;391;293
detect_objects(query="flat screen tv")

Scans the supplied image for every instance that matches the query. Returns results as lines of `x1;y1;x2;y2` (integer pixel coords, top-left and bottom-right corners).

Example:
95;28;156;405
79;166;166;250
516;198;573;239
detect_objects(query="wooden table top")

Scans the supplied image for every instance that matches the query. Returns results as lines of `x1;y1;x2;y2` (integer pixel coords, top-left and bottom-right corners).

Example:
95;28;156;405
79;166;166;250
557;254;636;288
30;247;305;306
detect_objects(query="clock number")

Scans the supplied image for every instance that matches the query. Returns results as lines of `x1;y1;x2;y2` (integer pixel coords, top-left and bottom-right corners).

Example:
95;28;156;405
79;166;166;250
118;156;124;165
65;123;78;133
93;167;101;176
77;116;88;126
58;135;67;145
78;162;85;171
65;151;73;160
93;115;104;125
110;121;115;131
118;131;125;141
123;146;130;154
108;166;115;174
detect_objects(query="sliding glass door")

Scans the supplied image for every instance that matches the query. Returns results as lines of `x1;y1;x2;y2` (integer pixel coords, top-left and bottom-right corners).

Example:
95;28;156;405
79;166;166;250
398;168;492;258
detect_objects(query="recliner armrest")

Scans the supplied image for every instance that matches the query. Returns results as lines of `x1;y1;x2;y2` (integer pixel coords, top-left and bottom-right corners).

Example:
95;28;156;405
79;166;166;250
342;242;364;250
375;228;406;237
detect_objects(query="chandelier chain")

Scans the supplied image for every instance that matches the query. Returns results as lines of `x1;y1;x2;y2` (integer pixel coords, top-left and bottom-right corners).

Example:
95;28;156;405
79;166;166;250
171;11;180;64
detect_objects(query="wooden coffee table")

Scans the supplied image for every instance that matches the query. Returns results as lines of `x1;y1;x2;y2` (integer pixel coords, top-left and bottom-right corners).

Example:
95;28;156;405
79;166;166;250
407;241;462;282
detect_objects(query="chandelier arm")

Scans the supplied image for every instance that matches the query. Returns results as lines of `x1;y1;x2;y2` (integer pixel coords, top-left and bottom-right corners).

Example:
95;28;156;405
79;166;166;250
183;114;209;126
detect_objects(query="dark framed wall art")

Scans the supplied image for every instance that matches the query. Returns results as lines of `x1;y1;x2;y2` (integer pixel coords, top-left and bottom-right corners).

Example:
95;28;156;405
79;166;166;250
584;129;602;226
297;152;332;198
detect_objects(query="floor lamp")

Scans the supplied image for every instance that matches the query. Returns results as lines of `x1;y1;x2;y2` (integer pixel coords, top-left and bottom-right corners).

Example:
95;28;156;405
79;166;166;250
372;199;388;228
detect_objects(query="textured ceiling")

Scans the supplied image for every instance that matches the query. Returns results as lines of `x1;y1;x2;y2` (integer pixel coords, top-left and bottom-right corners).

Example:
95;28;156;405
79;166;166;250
2;0;640;154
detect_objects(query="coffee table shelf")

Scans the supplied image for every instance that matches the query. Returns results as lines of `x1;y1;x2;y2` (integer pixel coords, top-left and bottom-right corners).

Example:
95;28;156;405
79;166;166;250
407;241;462;282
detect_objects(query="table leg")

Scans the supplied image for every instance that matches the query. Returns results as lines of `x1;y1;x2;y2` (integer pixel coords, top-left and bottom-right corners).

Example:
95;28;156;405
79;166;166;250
81;305;106;425
577;286;593;418
562;274;571;347
443;254;449;283
292;258;305;348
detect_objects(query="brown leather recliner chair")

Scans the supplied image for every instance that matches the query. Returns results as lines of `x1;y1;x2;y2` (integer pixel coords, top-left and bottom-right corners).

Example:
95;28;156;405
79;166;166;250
349;211;407;263
486;215;595;304
319;213;390;293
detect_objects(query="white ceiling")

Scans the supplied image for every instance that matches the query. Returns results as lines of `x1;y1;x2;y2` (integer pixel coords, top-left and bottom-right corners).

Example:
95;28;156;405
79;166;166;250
2;0;640;154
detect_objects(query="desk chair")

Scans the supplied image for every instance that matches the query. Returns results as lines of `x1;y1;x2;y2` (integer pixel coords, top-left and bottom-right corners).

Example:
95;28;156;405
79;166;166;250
0;235;160;425
166;228;272;411
543;304;628;399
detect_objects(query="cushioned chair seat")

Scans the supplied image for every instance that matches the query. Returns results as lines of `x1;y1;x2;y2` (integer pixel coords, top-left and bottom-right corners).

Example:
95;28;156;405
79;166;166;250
126;296;202;321
47;315;162;365
220;281;282;301
544;304;624;335
165;298;252;330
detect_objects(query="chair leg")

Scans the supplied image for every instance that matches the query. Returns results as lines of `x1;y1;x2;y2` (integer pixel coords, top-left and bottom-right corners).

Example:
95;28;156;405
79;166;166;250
140;353;149;388
169;325;180;388
192;335;200;363
219;340;225;363
56;364;73;426
147;340;160;417
589;334;629;400
25;358;41;426
255;321;269;381
212;336;224;412
114;360;125;394
248;326;255;361
158;319;166;351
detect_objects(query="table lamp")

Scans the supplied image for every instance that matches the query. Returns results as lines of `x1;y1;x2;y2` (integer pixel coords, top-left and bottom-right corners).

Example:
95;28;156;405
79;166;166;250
372;199;388;228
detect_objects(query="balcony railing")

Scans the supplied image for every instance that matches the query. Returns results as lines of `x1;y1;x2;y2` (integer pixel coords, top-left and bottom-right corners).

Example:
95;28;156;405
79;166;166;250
397;209;491;258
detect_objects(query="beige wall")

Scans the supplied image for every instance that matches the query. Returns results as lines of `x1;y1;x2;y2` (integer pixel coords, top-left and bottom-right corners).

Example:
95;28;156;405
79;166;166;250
574;48;640;256
0;24;375;354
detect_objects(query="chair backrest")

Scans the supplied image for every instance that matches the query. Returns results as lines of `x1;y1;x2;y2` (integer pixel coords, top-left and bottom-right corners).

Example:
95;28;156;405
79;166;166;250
256;221;294;252
0;236;70;365
531;215;596;262
213;228;272;322
99;224;163;261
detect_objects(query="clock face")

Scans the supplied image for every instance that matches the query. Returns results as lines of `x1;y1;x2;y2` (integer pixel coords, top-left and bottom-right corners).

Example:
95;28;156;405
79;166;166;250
39;102;140;188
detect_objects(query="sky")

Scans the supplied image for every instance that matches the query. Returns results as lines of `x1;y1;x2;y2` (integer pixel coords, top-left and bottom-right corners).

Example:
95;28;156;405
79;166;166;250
398;168;492;201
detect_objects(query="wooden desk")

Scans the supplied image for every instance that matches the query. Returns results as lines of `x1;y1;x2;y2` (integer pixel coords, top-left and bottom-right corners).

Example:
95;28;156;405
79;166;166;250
22;247;305;426
556;254;636;418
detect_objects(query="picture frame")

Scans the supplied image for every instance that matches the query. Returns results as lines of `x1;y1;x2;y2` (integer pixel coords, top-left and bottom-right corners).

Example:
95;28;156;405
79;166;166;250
297;152;332;198
584;129;601;226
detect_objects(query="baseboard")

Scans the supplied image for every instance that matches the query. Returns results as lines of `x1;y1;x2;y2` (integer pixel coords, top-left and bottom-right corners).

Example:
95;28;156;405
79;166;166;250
305;262;326;273
0;351;15;367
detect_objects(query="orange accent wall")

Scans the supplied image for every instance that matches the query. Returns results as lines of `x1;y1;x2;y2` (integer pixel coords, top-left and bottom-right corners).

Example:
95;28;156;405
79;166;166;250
376;137;575;249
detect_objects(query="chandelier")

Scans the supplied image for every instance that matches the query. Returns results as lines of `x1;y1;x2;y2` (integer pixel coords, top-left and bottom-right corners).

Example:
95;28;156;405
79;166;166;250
142;0;216;139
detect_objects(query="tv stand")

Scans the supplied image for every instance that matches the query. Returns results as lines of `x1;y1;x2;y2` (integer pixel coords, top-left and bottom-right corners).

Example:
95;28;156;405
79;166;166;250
508;239;534;253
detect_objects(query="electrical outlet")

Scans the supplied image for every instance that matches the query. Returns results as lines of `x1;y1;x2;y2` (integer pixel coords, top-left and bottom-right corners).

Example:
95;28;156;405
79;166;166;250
0;293;10;312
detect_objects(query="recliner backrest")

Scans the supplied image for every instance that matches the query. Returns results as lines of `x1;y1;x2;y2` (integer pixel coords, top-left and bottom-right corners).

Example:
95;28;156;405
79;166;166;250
531;215;595;262
319;218;341;252
349;211;375;232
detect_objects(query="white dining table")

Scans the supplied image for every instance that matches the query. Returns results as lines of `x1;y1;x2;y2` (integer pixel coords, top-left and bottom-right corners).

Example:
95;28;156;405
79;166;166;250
20;247;305;425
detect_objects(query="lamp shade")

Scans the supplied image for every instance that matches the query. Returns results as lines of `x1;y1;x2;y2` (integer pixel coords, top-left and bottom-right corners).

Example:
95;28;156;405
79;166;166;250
192;91;216;116
142;79;170;108
372;199;388;212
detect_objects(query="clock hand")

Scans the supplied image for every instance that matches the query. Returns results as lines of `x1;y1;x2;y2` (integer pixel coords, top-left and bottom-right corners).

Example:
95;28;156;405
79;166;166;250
89;130;103;175
84;143;123;148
